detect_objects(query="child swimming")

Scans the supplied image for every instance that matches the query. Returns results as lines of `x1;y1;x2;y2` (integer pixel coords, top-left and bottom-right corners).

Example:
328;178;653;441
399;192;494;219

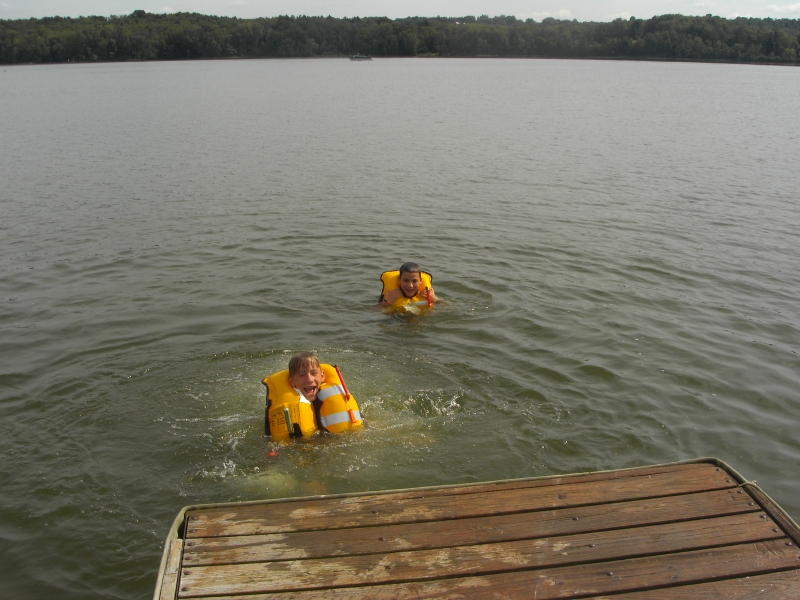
262;352;363;440
379;262;438;310
288;352;325;404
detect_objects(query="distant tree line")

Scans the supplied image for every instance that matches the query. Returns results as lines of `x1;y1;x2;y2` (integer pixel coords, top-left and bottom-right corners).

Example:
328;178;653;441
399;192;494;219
1;10;798;65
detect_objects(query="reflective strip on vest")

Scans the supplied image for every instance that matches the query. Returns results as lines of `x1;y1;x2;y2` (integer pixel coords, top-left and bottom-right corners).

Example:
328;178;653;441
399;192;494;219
317;385;345;402
320;410;362;428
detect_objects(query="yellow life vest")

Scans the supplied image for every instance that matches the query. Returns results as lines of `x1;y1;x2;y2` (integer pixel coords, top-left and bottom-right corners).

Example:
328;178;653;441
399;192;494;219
262;369;318;442
317;364;364;434
380;270;434;309
261;364;363;442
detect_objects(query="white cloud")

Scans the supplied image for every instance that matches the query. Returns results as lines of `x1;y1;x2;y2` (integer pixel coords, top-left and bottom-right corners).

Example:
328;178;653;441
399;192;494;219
158;6;175;12
768;2;800;12
231;0;248;5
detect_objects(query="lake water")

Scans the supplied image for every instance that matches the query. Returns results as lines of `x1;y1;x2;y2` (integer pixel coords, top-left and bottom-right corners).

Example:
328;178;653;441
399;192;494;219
1;57;799;599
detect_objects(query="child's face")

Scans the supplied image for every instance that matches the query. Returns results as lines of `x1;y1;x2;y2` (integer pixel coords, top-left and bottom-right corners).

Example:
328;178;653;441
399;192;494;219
289;363;325;401
399;272;423;298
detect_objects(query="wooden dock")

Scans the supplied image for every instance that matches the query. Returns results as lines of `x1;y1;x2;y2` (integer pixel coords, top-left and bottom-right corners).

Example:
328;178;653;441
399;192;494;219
154;458;800;599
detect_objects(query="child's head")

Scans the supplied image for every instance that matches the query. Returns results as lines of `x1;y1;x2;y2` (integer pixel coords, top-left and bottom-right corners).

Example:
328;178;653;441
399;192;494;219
288;352;325;401
398;262;424;298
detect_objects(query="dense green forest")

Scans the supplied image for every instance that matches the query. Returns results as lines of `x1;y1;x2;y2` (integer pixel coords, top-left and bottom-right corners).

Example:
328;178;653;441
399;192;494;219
2;10;798;64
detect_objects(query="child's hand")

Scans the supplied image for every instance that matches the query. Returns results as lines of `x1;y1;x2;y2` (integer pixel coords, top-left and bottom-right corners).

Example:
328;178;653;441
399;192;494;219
383;288;402;305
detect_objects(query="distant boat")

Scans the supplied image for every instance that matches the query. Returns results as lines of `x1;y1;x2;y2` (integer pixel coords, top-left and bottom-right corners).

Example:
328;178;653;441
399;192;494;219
350;53;372;61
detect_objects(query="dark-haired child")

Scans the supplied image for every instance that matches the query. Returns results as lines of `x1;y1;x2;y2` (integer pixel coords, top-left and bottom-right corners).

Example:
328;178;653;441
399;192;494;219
379;262;438;309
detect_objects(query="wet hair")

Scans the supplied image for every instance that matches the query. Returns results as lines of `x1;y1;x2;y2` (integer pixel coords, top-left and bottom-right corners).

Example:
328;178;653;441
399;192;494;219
399;262;422;276
288;352;321;377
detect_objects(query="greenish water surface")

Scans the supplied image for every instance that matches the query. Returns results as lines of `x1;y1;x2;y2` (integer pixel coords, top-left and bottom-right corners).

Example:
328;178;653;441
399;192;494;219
1;58;799;599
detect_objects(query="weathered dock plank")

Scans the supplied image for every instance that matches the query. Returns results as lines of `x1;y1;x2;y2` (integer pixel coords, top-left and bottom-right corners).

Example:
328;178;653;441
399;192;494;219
176;513;784;597
154;459;800;600
182;488;756;565
157;539;183;600
197;540;800;600
185;462;733;537
585;569;800;599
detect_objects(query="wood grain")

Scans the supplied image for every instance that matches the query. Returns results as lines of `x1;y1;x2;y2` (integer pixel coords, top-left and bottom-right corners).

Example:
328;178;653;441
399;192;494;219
177;513;783;597
745;484;800;547
182;488;756;565
584;569;800;599
160;462;800;599
158;539;183;600
184;463;733;537
193;540;800;599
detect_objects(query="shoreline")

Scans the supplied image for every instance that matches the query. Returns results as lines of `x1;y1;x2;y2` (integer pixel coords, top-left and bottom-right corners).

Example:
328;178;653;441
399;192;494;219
3;55;798;67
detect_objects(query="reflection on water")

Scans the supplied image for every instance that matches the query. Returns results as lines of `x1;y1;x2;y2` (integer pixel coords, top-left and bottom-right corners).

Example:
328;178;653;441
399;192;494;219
1;58;799;599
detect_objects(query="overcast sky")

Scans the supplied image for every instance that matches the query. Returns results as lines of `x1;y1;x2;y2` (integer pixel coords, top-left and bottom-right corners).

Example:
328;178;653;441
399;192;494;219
2;0;799;22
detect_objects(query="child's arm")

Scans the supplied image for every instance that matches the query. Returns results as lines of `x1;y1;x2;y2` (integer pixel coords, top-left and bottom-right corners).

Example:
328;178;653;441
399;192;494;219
426;287;438;304
382;288;402;306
